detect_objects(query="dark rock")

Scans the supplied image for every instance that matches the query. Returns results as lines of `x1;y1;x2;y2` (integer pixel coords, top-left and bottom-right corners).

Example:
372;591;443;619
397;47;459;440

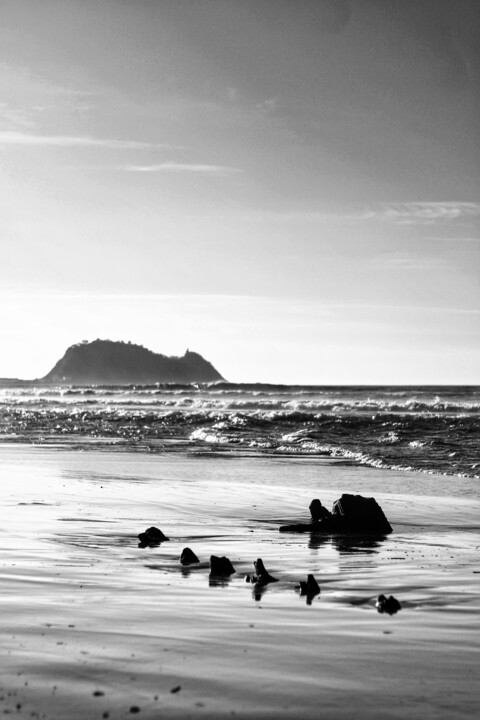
210;555;236;576
309;499;332;522
279;522;311;533
298;574;320;597
254;558;278;584
279;515;337;534
180;547;200;565
376;594;401;615
245;558;278;585
332;494;393;534
138;526;169;547
280;494;392;535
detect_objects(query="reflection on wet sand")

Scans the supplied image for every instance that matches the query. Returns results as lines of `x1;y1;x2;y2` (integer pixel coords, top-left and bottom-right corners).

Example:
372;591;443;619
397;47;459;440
307;533;331;550
332;534;388;554
208;575;233;588
307;532;388;554
250;583;269;602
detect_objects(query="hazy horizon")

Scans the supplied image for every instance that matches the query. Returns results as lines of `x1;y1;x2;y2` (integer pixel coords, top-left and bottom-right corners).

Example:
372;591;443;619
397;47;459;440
1;0;479;384
0;335;479;386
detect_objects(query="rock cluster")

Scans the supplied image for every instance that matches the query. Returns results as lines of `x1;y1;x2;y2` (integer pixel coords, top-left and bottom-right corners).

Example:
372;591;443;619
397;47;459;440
135;494;401;613
279;493;393;535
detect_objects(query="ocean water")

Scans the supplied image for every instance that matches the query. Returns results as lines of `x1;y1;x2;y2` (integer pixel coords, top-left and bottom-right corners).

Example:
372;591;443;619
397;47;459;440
1;383;478;478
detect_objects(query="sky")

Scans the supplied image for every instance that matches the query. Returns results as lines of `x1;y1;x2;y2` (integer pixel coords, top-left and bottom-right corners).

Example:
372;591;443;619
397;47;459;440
0;0;479;384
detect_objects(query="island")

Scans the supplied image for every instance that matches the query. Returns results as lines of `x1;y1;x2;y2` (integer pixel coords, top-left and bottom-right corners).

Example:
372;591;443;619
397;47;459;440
40;339;224;385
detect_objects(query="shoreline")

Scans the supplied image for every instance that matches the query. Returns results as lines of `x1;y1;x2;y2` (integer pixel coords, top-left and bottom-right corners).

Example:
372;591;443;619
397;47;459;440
0;439;478;483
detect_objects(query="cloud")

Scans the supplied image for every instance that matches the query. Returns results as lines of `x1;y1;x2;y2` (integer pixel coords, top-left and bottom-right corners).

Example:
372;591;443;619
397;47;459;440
0;130;166;149
370;252;444;271
224;202;480;226
363;202;480;224
121;162;241;175
426;236;480;243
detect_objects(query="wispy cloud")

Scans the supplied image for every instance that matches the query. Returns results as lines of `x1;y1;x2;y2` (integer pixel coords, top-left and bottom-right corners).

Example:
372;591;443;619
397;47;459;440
370;254;425;271
0;130;167;149
370;252;444;271
426;236;480;243
221;202;480;226
364;202;480;224
121;162;241;175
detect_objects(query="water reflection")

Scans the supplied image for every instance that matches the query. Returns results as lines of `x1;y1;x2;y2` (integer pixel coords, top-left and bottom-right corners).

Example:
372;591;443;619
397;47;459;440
208;574;232;588
307;532;388;553
138;539;166;548
249;582;269;602
332;534;388;554
307;533;331;550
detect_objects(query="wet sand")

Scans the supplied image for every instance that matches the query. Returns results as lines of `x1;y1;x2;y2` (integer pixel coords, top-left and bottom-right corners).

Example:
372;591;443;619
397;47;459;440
1;444;479;719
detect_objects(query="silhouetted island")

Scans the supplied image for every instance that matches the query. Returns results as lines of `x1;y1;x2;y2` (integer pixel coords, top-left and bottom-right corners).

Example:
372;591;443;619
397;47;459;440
41;340;224;385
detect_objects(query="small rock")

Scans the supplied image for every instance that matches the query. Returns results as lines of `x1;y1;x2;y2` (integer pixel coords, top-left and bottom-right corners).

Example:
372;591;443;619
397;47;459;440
138;526;169;547
309;499;332;522
376;594;402;615
210;555;235;576
180;547;200;565
332;494;393;534
298;573;320;598
170;685;181;694
245;558;278;585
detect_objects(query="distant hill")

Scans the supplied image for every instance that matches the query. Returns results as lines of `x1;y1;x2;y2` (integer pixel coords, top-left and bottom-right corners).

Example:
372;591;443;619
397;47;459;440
41;340;224;385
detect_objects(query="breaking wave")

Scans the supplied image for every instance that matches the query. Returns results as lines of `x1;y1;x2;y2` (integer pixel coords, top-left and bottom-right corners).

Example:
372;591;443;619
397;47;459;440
0;383;478;478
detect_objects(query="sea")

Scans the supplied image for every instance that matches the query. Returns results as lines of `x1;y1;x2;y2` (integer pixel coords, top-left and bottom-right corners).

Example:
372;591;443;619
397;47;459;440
0;383;478;479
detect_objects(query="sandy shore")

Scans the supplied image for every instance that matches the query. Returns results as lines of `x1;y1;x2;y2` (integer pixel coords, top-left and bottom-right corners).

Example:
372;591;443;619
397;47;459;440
0;444;479;719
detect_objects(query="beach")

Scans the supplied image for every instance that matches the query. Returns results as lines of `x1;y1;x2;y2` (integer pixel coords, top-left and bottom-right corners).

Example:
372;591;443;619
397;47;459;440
2;0;478;714
1;443;479;719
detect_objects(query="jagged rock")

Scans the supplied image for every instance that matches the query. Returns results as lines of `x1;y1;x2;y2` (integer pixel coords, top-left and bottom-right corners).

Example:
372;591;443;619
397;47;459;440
332;494;393;534
309;499;332;522
298;574;320;598
210;555;236;576
279;494;392;535
245;558;278;585
138;526;169;547
254;558;278;584
376;594;401;615
180;547;200;565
